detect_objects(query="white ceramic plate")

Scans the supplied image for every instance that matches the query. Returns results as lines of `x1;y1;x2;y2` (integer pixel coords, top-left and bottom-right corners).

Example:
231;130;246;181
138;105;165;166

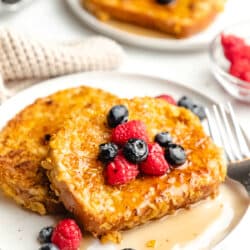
65;0;250;51
0;72;249;250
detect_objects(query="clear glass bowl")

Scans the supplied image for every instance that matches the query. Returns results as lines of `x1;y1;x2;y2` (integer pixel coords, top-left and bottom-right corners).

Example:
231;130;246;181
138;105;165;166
209;21;250;103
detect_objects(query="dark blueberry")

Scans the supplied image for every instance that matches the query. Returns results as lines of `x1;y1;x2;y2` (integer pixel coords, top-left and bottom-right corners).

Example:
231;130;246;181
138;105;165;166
39;243;59;250
191;104;206;121
156;0;175;4
165;144;186;166
123;139;148;163
107;105;128;128
98;143;119;163
177;96;194;110
44;134;51;141
38;226;54;244
155;132;172;147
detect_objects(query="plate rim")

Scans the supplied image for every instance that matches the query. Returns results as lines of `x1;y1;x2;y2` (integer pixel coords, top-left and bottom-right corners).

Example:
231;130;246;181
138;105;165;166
0;71;218;112
0;71;249;249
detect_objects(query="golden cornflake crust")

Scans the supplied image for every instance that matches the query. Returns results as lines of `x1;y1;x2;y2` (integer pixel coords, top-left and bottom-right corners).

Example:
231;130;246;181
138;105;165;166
83;0;226;38
0;86;117;215
44;97;226;240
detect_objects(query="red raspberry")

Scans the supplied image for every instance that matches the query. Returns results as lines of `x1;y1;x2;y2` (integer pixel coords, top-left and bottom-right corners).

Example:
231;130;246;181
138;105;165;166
224;45;246;63
241;71;250;83
106;153;139;185
156;94;176;105
111;120;149;145
140;143;169;176
51;219;82;250
230;59;250;79
221;34;247;63
221;34;245;50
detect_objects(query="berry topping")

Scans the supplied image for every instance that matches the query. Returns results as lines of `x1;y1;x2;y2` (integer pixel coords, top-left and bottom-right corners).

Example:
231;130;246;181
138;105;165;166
140;143;169;176
177;96;194;110
156;0;175;4
121;249;136;250
98;142;119;163
107;105;128;128
165;144;186;167
178;96;206;121
51;219;82;250
38;226;54;244
106;153;139;185
39;243;59;250
123;139;149;163
111;120;149;145
191;105;206;121
154;132;172;147
156;94;176;105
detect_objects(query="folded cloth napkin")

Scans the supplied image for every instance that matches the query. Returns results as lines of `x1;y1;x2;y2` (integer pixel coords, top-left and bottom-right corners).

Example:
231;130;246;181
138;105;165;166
0;29;124;92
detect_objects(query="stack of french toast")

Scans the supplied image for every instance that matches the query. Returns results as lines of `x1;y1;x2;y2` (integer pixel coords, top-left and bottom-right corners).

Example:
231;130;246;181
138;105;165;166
0;86;226;242
82;0;227;38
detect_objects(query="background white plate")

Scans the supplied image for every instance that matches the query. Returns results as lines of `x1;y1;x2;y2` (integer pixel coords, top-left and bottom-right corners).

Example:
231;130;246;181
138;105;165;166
0;72;249;250
65;0;250;51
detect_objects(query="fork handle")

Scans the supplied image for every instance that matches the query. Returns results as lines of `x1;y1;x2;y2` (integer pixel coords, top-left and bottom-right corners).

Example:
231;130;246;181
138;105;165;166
227;159;250;194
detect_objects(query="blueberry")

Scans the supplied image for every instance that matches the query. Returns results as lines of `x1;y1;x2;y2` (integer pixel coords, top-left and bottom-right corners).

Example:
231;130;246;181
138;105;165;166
155;132;172;147
177;96;194;110
107;105;128;128
178;96;206;121
38;226;54;244
165;144;186;166
98;143;119;163
44;134;51;141
123;139;148;163
191;104;206;121
39;243;59;250
156;0;175;4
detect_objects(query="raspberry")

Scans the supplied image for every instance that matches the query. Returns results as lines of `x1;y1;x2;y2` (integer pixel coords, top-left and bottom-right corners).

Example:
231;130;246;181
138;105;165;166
221;34;247;63
111;120;149;145
230;59;250;79
221;34;245;50
140;143;169;176
51;219;82;250
106;153;139;185
156;94;176;105
224;45;246;63
241;71;250;83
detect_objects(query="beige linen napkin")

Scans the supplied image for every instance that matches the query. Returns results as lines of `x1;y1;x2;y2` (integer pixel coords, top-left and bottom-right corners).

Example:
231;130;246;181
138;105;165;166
0;29;124;97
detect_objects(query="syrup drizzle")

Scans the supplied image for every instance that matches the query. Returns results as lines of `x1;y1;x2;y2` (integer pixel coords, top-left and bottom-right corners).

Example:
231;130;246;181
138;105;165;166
80;182;249;250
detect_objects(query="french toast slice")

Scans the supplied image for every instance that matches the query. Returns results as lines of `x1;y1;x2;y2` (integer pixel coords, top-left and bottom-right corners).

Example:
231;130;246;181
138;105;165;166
83;0;226;38
44;97;226;241
0;87;117;215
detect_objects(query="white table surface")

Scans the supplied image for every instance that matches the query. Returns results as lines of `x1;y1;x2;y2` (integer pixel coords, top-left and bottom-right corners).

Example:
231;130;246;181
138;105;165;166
0;0;249;135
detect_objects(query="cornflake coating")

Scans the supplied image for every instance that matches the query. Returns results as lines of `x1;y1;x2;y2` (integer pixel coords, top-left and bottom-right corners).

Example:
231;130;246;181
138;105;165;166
44;97;226;241
83;0;226;38
0;86;118;215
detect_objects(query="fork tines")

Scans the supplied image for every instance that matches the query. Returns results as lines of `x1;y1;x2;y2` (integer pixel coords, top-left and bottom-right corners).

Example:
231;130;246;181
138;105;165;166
205;103;250;162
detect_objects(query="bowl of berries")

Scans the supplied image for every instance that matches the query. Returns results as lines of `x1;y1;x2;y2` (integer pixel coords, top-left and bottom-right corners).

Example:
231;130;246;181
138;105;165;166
210;21;250;102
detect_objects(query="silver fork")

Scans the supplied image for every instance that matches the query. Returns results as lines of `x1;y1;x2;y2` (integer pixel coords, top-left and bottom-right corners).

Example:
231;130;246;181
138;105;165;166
205;103;250;194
